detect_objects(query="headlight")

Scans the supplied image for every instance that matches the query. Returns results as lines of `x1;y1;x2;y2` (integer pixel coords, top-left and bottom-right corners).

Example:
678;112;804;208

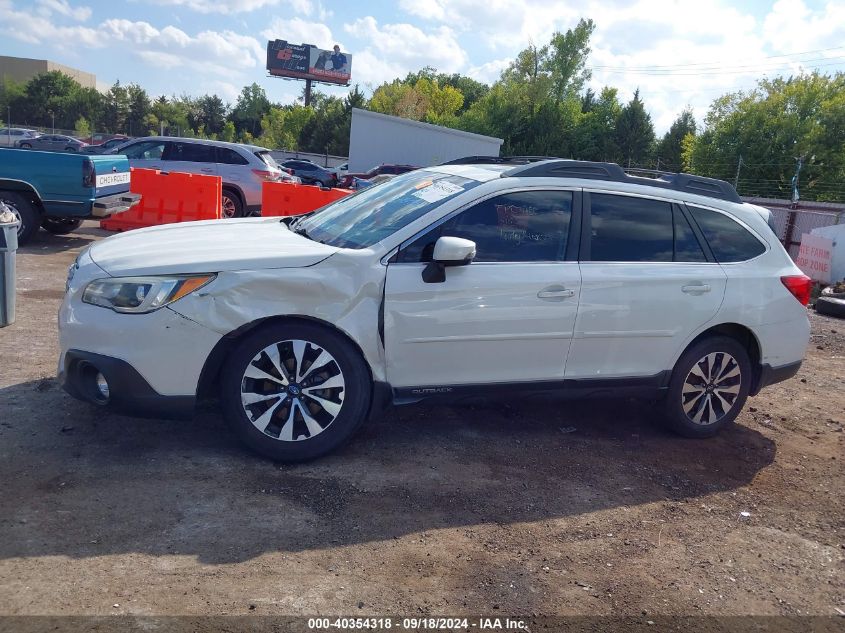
82;275;215;314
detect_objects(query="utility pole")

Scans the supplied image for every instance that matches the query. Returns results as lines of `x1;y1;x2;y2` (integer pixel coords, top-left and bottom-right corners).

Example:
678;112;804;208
304;79;312;107
791;156;804;204
733;155;743;189
656;156;661;172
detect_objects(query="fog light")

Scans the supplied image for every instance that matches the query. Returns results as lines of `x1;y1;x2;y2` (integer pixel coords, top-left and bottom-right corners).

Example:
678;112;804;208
95;373;110;400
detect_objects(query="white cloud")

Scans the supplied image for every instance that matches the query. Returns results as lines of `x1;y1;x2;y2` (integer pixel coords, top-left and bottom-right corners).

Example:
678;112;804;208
36;0;91;21
762;0;845;53
260;17;338;48
467;58;511;84
144;0;313;15
0;1;99;47
344;16;468;85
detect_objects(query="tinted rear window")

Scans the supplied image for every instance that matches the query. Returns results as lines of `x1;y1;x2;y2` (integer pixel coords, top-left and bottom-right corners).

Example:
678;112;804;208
217;147;249;165
589;194;673;262
688;206;766;262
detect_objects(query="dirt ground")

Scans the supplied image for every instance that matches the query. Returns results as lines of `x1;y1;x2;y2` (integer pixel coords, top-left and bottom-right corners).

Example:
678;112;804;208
0;222;843;622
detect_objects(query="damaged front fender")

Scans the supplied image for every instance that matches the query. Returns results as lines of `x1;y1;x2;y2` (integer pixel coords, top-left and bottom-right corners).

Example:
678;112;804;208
169;252;388;382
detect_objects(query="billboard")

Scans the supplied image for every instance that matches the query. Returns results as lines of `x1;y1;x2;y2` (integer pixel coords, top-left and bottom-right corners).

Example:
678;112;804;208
266;40;352;85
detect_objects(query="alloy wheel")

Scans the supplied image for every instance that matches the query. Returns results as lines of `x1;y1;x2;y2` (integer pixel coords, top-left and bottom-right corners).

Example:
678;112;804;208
681;352;742;425
240;339;345;441
221;196;237;218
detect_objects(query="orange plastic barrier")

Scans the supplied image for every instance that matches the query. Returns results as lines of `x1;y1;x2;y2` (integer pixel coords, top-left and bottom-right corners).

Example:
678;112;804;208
261;181;351;217
100;168;222;232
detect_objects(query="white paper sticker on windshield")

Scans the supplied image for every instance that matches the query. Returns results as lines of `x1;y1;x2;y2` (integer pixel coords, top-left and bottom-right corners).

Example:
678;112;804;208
412;180;464;203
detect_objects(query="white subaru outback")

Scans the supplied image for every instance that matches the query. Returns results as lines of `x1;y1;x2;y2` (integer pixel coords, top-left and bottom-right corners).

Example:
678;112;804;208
59;159;811;461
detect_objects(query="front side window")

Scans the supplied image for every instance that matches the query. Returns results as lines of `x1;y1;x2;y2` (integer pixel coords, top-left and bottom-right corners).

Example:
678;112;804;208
688;206;766;262
123;141;167;160
297;169;483;249
399;190;573;263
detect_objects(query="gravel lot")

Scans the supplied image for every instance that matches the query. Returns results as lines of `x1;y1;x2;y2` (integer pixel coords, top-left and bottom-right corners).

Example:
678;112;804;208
0;223;843;621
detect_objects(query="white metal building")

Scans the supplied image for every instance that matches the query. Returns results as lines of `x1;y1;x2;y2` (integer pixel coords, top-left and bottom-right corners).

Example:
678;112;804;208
348;108;503;172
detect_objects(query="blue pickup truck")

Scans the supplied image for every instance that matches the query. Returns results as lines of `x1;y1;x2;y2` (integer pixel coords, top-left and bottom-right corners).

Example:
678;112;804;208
0;148;140;245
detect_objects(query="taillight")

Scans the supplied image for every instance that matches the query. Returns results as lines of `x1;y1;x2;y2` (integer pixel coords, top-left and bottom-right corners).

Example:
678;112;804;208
82;158;96;188
252;169;279;181
780;274;812;306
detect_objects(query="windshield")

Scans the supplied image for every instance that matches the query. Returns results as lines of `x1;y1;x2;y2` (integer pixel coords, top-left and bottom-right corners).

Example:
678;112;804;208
297;170;482;249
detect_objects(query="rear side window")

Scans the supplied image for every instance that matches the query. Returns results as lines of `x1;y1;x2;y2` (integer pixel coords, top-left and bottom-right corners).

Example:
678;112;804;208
166;142;216;163
217;148;249;165
589;194;673;262
688;206;766;262
673;207;707;262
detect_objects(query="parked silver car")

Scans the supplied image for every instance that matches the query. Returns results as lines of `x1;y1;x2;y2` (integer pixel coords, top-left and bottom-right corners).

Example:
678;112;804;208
15;134;88;152
0;127;40;147
112;136;298;217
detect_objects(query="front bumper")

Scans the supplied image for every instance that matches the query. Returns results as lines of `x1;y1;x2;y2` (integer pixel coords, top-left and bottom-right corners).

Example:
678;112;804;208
60;349;195;418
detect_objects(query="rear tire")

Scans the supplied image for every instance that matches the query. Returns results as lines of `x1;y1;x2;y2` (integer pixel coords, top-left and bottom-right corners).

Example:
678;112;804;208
815;296;845;319
41;217;83;235
662;336;751;438
0;191;39;245
221;189;243;218
19;143;31;149
221;321;372;462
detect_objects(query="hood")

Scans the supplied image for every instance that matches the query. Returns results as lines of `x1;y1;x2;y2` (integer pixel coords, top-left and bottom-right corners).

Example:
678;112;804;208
89;217;338;276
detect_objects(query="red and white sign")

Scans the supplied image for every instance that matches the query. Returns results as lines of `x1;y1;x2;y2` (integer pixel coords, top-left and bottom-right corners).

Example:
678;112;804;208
795;233;833;283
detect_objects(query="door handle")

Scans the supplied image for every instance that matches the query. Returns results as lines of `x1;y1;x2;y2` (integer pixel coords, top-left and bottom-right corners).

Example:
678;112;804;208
201;168;214;173
538;287;575;300
682;284;711;295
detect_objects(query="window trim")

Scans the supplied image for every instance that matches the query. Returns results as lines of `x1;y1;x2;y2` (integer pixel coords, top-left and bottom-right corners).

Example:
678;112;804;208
581;190;723;265
391;186;583;265
682;202;770;264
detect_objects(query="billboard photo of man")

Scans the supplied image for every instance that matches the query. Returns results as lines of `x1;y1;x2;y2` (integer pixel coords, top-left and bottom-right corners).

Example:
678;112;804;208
307;44;352;84
330;45;348;71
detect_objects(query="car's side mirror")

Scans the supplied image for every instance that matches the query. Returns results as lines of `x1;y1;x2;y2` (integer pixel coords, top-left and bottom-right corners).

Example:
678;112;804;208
422;237;476;283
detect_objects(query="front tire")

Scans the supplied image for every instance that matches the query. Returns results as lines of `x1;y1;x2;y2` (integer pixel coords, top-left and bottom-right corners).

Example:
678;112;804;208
662;336;751;438
0;191;39;245
221;322;372;461
41;217;83;235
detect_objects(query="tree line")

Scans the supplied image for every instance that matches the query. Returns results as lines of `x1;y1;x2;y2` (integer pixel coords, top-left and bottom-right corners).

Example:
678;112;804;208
1;18;842;201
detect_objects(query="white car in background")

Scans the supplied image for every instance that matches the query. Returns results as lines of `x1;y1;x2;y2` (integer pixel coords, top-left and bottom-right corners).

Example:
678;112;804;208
0;127;40;147
113;137;299;218
59;158;811;462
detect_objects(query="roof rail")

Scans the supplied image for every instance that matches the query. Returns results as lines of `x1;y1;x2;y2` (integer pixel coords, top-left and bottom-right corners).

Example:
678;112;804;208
439;155;559;166
503;159;742;203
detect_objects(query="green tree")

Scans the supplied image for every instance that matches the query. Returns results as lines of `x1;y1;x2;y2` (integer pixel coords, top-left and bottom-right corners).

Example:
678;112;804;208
231;83;270;137
656;108;696;171
686;72;845;200
74;115;91;140
221;120;236;142
126;84;151;137
196;94;227;136
615;89;655;166
545;18;595;102
102;81;130;134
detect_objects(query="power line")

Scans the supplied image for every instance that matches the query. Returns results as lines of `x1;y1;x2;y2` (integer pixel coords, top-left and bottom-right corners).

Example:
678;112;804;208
591;60;845;76
588;46;845;70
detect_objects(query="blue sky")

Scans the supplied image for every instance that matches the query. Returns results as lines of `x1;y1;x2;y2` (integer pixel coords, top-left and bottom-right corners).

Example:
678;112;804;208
2;0;844;133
